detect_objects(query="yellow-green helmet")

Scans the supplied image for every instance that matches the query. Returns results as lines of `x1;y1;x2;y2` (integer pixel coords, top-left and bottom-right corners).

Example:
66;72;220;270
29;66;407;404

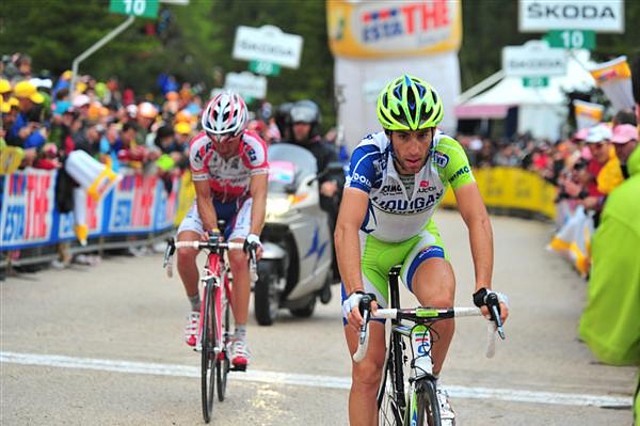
376;74;443;131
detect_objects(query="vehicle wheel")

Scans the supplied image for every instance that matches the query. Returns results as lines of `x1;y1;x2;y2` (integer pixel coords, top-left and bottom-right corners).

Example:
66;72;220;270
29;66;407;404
254;261;281;326
289;295;316;318
319;274;332;304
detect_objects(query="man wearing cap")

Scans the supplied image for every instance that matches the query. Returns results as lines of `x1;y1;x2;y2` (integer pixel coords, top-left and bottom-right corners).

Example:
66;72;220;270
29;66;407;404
8;81;47;166
0;78;11;104
2;98;20;143
135;101;158;148
579;123;615;226
610;123;639;179
173;121;192;168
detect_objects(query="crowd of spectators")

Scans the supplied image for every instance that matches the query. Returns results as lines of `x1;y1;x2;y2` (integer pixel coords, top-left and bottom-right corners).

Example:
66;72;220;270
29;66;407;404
0;52;331;268
456;107;637;231
1;51;635;261
0;54;295;182
1;54;206;185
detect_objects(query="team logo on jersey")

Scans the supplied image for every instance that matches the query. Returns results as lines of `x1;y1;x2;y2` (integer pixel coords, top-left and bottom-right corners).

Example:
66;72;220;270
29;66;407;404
194;145;206;163
350;172;372;188
380;184;403;195
417;181;437;193
449;165;470;183
373;189;444;215
434;152;449;168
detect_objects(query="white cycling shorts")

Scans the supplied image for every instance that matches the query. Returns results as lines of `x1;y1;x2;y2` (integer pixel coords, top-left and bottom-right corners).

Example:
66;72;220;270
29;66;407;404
176;198;253;241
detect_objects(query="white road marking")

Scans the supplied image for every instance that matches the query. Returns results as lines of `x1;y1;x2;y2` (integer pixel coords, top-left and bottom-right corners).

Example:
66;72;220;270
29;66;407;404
1;351;631;408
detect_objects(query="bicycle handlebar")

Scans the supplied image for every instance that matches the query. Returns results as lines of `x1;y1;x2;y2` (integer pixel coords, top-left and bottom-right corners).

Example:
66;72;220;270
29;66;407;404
162;238;258;282
172;240;245;250
352;304;500;363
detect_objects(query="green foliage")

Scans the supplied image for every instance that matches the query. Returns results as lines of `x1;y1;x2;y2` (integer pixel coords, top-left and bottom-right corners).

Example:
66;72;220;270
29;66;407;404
205;0;335;127
2;0;638;130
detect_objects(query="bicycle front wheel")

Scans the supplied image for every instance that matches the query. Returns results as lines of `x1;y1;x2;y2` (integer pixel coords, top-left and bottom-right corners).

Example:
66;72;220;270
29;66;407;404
377;335;404;425
216;286;231;401
412;379;441;426
201;279;217;423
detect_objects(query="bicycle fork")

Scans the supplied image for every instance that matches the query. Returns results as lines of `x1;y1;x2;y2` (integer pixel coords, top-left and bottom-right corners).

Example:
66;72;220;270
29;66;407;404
407;325;436;424
197;271;222;353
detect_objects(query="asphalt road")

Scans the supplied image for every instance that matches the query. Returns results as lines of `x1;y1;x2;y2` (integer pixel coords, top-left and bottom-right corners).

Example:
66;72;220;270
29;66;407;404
1;211;636;425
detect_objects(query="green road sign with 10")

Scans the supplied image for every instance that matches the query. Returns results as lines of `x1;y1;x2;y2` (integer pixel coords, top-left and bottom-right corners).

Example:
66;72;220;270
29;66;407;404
523;76;549;88
109;0;159;19
249;60;281;77
545;30;595;50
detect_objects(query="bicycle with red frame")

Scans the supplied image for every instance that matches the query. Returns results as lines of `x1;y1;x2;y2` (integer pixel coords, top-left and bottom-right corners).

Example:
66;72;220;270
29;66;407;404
163;231;258;423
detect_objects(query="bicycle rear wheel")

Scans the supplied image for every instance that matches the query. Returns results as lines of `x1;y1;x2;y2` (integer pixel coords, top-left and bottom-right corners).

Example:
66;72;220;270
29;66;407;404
413;379;441;426
216;285;231;401
377;335;404;425
201;279;217;423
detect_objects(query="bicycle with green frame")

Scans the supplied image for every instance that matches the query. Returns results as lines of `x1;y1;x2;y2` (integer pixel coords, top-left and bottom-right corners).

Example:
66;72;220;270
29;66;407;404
354;266;505;426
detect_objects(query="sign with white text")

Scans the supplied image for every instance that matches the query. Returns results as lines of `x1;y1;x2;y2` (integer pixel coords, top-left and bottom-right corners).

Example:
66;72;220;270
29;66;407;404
502;41;567;77
109;0;159;19
224;72;268;99
519;0;624;33
545;29;595;50
233;25;303;69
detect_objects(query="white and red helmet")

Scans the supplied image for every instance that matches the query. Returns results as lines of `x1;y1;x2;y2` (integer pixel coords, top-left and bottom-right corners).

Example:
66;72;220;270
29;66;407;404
201;91;248;142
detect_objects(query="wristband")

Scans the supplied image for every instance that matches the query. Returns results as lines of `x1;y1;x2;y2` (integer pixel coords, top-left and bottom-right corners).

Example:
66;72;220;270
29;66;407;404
473;287;509;308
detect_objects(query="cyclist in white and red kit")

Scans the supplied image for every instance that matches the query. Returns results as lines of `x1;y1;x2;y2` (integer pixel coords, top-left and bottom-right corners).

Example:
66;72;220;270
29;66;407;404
176;91;268;369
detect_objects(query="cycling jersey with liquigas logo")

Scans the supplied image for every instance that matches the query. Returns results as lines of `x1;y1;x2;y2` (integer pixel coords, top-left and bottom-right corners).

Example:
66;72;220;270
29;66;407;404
345;130;474;242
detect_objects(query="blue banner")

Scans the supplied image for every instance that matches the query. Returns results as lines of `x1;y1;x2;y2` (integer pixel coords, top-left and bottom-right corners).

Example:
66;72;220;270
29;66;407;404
0;169;182;251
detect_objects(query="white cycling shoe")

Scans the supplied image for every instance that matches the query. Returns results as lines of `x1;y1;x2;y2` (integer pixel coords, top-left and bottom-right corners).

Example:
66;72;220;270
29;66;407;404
230;339;250;369
437;388;456;425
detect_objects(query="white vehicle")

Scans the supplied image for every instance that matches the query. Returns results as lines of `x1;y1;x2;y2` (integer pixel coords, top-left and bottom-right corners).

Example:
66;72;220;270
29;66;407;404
254;143;341;325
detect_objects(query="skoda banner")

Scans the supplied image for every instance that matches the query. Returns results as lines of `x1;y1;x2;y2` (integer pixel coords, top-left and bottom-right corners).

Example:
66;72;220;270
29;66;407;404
519;0;624;33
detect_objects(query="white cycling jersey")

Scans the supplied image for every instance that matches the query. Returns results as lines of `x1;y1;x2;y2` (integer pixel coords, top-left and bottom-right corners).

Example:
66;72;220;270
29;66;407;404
345;130;475;243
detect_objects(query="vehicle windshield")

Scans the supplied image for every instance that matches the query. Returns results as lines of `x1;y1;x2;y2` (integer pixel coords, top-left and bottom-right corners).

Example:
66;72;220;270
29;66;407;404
267;143;317;194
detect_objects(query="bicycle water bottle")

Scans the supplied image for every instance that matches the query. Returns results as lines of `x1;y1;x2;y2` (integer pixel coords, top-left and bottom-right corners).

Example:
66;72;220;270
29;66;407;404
411;325;432;376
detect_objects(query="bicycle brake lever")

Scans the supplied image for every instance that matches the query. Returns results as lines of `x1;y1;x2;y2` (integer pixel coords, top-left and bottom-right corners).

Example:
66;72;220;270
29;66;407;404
248;248;258;282
357;294;375;344
359;308;370;345
162;238;176;269
486;292;505;340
